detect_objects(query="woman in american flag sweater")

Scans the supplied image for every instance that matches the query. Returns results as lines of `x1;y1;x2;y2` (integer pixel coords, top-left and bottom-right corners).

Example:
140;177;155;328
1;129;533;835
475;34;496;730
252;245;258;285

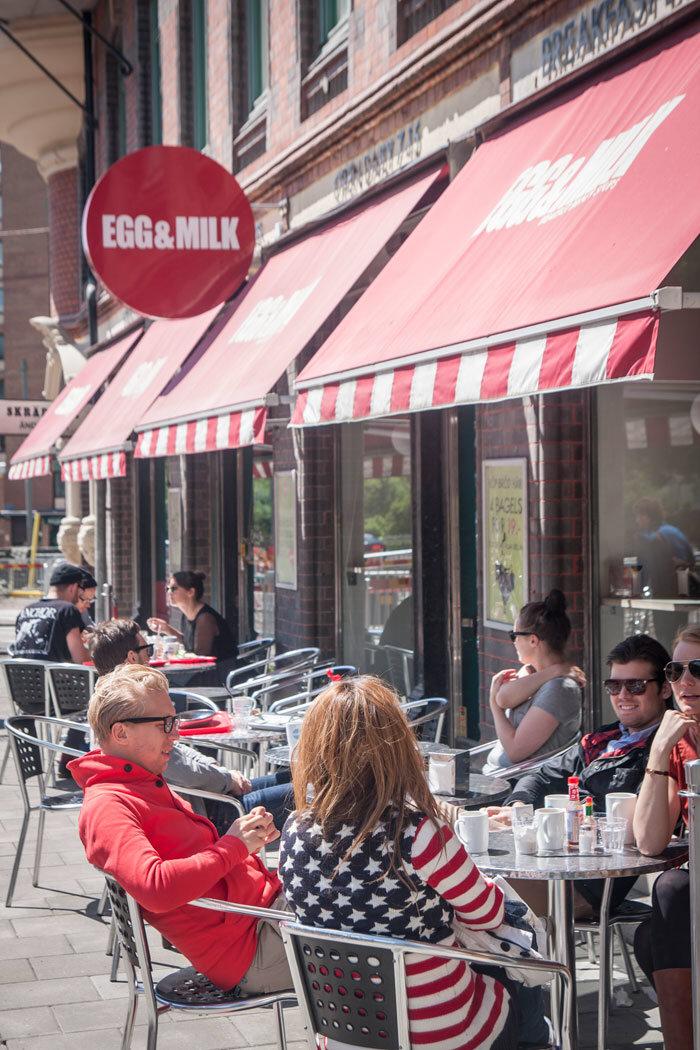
279;676;518;1050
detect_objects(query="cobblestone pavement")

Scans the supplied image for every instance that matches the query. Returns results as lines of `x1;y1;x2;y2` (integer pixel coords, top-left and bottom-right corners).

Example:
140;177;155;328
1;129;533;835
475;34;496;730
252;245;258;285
0;598;665;1048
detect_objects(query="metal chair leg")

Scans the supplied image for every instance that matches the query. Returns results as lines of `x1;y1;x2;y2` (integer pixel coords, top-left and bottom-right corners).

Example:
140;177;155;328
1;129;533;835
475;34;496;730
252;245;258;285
273;1000;288;1050
616;925;639;993
120;980;139;1050
5;811;30;906
596;879;614;1050
146;1016;158;1050
111;937;122;981
32;807;46;888
586;931;597;964
106;915;116;956
98;882;111;916
0;736;10;784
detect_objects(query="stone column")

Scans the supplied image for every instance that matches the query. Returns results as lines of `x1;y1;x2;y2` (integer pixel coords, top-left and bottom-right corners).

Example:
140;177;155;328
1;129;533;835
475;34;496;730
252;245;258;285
57;480;83;564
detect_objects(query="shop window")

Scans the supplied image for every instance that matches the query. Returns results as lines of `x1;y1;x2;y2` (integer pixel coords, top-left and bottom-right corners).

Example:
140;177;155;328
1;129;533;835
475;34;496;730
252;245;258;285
300;0;350;120
396;0;459;46
252;449;275;637
232;0;269;171
598;382;700;701
340;418;414;690
180;0;208;150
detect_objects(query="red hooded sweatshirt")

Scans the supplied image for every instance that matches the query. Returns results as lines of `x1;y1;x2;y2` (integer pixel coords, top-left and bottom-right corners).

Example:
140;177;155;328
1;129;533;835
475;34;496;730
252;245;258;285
69;750;281;989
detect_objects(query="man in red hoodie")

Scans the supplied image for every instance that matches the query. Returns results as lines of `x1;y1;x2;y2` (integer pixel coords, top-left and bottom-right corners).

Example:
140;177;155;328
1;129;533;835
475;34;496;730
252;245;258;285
70;663;292;994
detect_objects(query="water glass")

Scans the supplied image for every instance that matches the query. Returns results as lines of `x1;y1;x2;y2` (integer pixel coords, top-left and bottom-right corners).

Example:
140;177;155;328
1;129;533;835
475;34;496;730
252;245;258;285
598;817;627;854
233;697;255;732
512;817;537;855
512;804;534;828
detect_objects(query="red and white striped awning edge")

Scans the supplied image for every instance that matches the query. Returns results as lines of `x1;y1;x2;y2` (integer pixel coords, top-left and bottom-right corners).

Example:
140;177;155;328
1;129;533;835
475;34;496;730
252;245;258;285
292;312;659;426
60;451;127;482
8;456;52;481
134;407;267;459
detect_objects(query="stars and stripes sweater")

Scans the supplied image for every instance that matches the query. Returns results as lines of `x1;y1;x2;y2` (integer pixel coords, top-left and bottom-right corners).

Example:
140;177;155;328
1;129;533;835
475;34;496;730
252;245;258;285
279;808;510;1050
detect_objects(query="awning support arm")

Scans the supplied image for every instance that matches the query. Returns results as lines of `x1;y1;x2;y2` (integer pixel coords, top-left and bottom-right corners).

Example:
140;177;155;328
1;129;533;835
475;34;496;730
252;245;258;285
52;0;133;76
0;19;98;126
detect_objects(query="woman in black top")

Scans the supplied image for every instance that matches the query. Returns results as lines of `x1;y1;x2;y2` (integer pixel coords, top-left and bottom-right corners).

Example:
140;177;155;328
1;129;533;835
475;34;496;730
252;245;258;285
147;571;236;660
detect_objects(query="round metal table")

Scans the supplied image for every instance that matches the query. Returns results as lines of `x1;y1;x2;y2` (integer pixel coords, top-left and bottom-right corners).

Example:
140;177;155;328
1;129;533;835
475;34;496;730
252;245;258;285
195;725;287;777
477;830;689;1050
159;662;222;687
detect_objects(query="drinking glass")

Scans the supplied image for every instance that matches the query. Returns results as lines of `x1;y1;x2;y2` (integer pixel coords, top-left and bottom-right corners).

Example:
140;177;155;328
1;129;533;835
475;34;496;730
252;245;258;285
512;817;537;855
598;817;627;854
233;697;255;732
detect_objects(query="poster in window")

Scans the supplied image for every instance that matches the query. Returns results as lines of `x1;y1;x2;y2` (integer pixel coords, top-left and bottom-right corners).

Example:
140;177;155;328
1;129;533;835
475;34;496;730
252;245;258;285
274;470;297;590
482;458;528;629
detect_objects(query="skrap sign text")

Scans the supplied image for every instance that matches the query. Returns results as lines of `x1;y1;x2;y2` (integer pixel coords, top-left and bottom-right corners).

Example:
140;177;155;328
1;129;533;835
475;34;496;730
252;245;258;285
101;214;241;251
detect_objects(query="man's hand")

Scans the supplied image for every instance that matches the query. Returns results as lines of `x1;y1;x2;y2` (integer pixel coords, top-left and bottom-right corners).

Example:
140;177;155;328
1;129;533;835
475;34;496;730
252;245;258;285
229;770;253;796
483;804;519;830
650;709;695;761
225;806;279;853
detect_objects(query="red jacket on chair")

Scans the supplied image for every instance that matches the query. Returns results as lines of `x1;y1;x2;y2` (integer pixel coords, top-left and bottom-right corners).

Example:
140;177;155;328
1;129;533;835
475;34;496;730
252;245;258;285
69;751;281;989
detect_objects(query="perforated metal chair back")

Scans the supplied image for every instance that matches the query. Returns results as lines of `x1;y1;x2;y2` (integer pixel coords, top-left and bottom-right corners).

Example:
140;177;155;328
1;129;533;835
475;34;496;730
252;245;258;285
289;929;400;1049
103;874;147;974
1;659;47;716
8;715;44;784
47;663;95;716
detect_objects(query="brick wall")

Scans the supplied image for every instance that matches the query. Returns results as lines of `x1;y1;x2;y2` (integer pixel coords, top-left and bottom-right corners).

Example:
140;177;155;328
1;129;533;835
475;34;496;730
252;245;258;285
476;391;591;736
159;0;182;144
108;470;136;617
0;144;53;521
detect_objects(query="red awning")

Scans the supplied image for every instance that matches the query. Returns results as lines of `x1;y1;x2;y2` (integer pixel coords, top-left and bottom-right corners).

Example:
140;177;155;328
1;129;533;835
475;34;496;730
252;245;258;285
59;309;221;480
8;331;139;480
133;168;443;458
292;24;700;426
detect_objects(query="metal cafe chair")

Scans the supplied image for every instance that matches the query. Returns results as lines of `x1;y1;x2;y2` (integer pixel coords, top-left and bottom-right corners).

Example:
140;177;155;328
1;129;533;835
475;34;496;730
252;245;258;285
4;714;88;906
225;648;320;697
237;636;275;665
168;689;219;714
103;877;296;1050
466;734;581;781
187;901;574;1050
46;662;97;718
400;697;448;744
0;657;49;717
574;877;651;1050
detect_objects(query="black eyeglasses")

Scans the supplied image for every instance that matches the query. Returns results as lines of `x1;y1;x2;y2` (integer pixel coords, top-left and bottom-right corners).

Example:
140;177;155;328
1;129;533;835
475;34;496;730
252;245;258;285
111;715;181;733
603;678;660;696
665;660;700;684
135;643;154;657
509;630;535;642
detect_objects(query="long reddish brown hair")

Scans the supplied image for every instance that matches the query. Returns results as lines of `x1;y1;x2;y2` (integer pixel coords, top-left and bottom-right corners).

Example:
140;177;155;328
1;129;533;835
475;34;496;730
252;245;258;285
291;676;441;879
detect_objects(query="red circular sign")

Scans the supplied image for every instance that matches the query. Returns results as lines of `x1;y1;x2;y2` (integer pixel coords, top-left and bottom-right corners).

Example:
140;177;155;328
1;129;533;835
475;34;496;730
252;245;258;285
82;146;255;319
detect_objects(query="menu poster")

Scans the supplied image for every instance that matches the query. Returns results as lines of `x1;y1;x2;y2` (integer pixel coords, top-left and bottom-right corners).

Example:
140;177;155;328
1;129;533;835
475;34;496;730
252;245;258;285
274;469;298;590
482;458;528;629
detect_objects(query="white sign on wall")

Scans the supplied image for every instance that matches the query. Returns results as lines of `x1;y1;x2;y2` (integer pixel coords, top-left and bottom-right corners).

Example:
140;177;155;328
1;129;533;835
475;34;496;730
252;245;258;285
0;400;48;435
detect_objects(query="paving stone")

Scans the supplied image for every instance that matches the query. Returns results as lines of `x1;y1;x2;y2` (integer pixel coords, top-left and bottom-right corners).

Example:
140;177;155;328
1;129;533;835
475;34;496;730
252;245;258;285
0;1005;59;1038
0;933;72;959
10;911;103;937
30;950;112;979
53;996;169;1033
1;974;102;1009
0;956;35;983
6;1032;126;1050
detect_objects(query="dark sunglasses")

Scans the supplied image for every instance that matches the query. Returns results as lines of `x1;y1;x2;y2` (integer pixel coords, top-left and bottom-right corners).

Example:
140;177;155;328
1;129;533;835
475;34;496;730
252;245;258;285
509;630;535;642
111;715;181;733
604;678;661;696
135;643;154;657
665;660;700;684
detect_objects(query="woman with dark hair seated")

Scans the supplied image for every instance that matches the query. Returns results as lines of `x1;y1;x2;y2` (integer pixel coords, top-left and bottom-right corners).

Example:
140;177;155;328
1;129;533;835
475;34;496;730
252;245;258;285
483;589;584;774
279;675;523;1050
148;570;235;660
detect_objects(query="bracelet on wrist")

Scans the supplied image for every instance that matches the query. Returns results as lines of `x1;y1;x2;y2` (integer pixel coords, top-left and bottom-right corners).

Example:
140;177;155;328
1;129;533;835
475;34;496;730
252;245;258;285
645;766;672;777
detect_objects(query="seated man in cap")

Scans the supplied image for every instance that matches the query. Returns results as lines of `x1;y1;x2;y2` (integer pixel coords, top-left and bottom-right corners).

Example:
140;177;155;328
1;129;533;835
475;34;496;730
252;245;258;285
70;663;292;995
11;562;91;664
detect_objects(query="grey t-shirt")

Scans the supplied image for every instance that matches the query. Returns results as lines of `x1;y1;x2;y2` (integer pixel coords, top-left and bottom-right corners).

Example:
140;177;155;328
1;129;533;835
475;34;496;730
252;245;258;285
483;675;582;772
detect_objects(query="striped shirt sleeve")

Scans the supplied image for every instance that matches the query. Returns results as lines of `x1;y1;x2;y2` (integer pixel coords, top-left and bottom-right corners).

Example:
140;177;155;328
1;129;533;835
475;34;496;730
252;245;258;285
411;816;504;930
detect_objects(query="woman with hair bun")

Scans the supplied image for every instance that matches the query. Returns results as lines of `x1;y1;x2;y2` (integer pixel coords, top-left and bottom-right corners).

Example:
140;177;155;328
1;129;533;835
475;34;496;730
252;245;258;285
147;570;236;660
482;589;584;774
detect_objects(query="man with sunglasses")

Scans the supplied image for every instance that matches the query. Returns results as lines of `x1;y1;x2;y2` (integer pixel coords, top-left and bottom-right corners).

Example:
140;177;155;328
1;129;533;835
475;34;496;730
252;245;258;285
85;618;294;833
70;664;292;996
631;625;700;1050
487;633;672;915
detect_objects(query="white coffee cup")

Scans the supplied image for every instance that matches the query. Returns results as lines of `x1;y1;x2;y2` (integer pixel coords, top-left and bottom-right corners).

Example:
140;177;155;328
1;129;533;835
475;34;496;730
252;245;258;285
456;811;489;854
535;807;566;854
544;794;570;810
605;793;636;844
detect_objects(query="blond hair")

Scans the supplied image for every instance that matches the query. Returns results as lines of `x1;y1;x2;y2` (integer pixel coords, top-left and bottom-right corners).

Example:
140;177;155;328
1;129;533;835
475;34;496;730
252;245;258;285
291;676;441;882
88;664;170;745
674;625;700;649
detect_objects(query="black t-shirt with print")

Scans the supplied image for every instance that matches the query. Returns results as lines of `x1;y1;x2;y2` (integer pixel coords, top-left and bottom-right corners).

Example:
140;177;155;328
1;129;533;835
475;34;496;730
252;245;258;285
12;599;84;663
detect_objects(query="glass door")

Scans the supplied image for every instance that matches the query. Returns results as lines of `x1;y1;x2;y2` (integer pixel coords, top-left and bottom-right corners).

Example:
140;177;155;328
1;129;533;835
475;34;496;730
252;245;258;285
340;418;414;691
252;447;275;638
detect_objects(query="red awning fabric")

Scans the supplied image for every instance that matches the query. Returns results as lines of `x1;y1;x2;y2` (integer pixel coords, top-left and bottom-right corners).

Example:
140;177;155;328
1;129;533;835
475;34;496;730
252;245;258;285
292;23;700;426
8;331;139;480
133;168;443;458
58;309;220;480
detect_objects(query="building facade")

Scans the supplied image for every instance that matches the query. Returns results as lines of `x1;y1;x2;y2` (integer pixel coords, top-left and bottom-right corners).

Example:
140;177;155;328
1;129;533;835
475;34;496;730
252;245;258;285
3;0;699;745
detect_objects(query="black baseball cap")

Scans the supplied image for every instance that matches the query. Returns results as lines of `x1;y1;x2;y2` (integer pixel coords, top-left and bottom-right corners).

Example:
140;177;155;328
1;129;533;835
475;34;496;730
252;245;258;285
79;571;97;589
49;563;88;587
